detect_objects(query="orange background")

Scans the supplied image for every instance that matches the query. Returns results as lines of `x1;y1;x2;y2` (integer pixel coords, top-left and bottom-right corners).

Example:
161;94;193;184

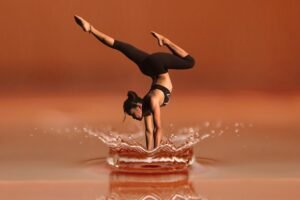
1;0;300;94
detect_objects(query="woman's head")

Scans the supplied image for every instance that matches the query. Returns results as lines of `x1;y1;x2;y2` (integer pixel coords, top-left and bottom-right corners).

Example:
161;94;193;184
123;91;143;121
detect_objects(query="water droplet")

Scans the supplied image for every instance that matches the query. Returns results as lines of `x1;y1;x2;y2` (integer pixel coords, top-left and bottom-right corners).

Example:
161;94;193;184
201;134;210;140
217;121;223;126
218;130;224;136
204;121;210;127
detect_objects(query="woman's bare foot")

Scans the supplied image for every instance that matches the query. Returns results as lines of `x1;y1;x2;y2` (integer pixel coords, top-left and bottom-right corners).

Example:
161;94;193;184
151;31;169;46
74;15;92;32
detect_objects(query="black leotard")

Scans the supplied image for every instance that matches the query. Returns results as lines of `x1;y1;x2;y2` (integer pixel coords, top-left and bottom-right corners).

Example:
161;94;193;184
150;84;171;106
141;84;171;116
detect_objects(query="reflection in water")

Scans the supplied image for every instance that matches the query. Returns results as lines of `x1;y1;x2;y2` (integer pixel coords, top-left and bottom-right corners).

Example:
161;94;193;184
82;158;207;199
104;171;206;200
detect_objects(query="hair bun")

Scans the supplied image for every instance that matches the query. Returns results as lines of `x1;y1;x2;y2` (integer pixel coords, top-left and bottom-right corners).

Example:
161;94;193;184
127;91;137;100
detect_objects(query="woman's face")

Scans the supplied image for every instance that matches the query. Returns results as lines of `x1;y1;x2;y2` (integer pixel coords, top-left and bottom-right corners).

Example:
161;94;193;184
129;106;143;121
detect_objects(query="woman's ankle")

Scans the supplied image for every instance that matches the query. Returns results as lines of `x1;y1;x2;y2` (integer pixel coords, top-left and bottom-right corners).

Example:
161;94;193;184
163;38;171;46
89;25;93;34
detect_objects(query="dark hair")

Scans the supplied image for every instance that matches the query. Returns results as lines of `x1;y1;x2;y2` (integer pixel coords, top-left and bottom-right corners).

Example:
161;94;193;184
123;91;143;114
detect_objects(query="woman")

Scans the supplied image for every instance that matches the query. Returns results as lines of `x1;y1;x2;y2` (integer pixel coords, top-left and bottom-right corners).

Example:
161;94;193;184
74;15;195;150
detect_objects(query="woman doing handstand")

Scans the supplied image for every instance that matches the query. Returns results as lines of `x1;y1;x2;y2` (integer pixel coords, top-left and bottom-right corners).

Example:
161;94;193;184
74;15;195;150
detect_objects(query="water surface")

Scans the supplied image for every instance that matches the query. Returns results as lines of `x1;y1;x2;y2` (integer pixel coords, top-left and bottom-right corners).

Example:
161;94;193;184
0;93;299;199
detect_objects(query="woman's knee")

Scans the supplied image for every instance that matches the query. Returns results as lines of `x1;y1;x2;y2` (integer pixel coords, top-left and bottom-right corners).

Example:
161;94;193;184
185;55;195;68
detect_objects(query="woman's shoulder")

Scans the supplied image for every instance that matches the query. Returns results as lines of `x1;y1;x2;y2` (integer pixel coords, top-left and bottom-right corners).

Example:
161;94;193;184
143;93;161;108
142;93;155;116
142;91;158;105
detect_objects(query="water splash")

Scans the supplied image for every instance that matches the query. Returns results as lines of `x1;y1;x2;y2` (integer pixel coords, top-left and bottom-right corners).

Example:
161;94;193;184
83;126;200;173
34;120;251;172
81;121;250;172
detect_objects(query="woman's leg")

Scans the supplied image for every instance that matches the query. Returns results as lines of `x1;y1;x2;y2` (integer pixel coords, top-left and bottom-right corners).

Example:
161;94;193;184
156;53;195;70
91;28;149;66
74;15;114;47
90;26;115;47
90;26;149;65
151;31;189;58
74;15;149;65
151;31;195;69
111;40;149;66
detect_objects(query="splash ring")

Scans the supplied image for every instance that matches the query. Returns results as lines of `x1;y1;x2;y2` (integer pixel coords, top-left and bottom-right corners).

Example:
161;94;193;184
85;126;200;173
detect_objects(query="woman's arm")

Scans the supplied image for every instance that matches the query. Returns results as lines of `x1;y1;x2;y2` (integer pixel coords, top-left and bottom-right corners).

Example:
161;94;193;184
150;99;163;148
144;114;154;150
